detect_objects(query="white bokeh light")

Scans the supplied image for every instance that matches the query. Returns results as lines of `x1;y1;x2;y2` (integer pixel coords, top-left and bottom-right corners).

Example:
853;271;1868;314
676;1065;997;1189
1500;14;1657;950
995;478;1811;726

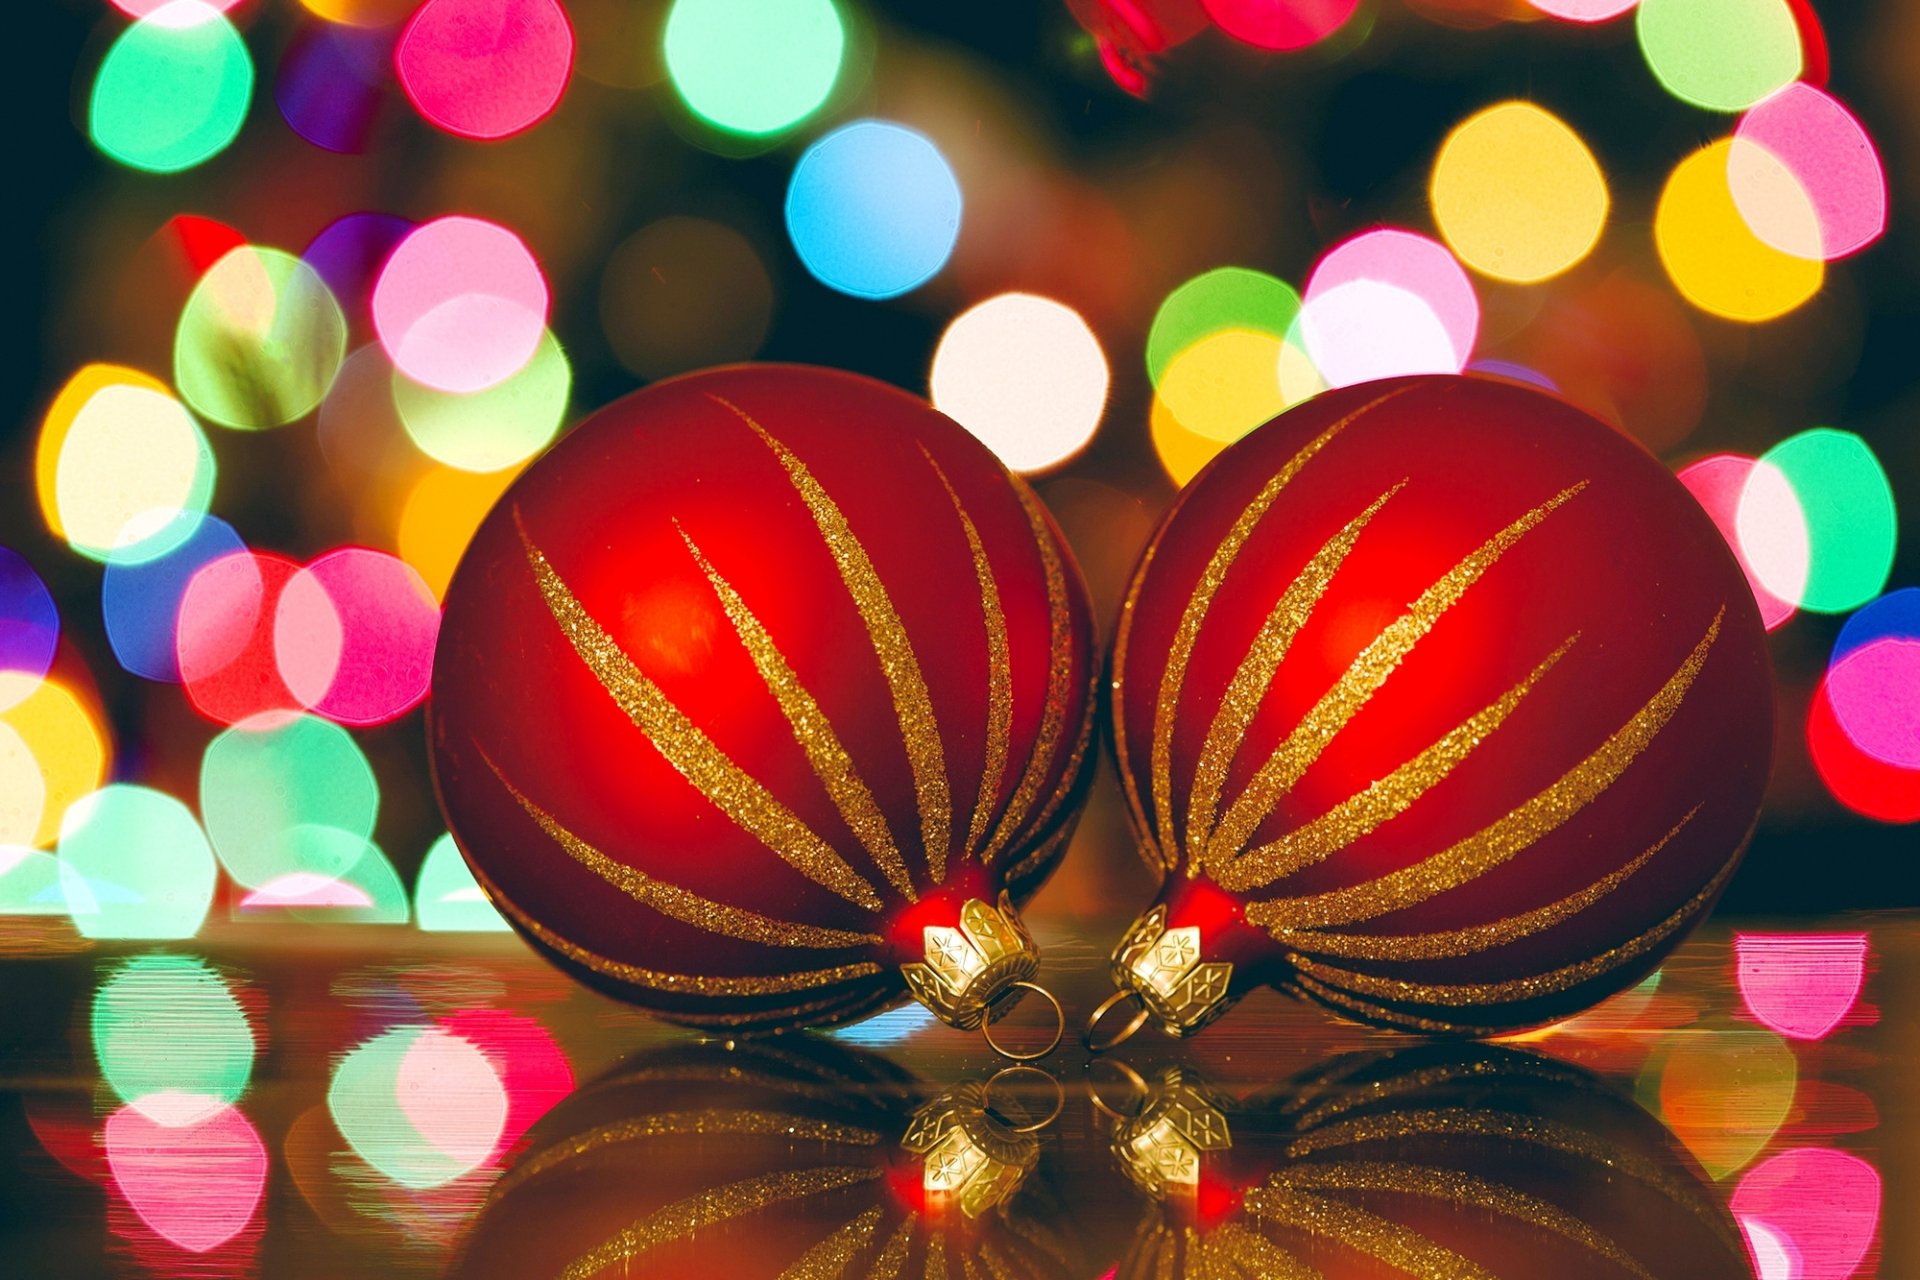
931;293;1109;473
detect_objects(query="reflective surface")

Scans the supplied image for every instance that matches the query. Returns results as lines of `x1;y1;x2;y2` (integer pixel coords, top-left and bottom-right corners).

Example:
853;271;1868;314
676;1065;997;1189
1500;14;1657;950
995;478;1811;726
0;910;1903;1278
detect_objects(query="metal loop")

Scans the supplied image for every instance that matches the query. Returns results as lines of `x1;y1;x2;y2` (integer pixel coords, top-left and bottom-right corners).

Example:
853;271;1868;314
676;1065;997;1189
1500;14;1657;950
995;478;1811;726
983;1064;1064;1133
1082;989;1150;1053
1085;1055;1150;1123
980;981;1065;1062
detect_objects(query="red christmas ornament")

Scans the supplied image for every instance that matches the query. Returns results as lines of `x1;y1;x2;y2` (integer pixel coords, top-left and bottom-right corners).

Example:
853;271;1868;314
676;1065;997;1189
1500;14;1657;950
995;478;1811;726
1092;375;1772;1042
1103;1046;1752;1279
430;366;1096;1046
446;1039;1086;1279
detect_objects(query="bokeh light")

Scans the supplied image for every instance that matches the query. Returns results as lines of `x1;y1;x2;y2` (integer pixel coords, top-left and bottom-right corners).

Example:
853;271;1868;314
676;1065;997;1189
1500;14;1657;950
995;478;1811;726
57;785;216;939
599;217;774;381
786;120;962;300
930;292;1109;473
303;213;415;326
1824;639;1920;770
0;548;59;699
94;955;256;1127
373;216;551;394
414;833;511;931
1656;139;1823;322
1808;674;1920;824
395;0;574;140
1;680;108;849
1430;101;1608;283
1204;0;1361;50
391;327;571;471
275;548;440;725
1527;0;1638;20
1834;587;1920;660
1636;0;1802;113
176;550;306;725
89;2;254;174
1731;1149;1881;1280
238;826;409;923
1648;1028;1796;1178
104;1102;266;1254
1731;83;1887;261
1151;328;1287;464
1739;428;1895;614
438;1008;573;1152
276;19;391;155
663;0;845;136
0;846;64;917
200;713;379;890
42;378;215;567
1144;267;1300;389
175;247;348;431
1676;454;1797;630
1297;228;1477;385
1735;933;1868;1041
328;1026;508;1187
397;465;523;600
299;0;417;25
103;515;247;683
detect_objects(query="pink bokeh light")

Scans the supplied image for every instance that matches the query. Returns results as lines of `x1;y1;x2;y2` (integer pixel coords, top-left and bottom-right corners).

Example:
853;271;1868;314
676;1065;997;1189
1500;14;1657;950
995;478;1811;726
372;216;549;393
1304;228;1478;375
176;550;308;727
1808;675;1920;824
1203;0;1359;50
395;0;573;141
1526;0;1638;20
275;548;440;726
394;1028;509;1172
1731;1148;1881;1280
105;1102;266;1254
1735;932;1868;1041
439;1008;574;1156
1732;83;1887;261
1676;453;1799;630
1824;638;1920;770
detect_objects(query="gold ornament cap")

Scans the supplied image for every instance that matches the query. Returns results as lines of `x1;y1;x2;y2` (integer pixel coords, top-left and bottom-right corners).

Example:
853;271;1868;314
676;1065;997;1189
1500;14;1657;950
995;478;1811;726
1109;1066;1234;1199
1097;904;1237;1044
901;893;1043;1033
900;1076;1050;1218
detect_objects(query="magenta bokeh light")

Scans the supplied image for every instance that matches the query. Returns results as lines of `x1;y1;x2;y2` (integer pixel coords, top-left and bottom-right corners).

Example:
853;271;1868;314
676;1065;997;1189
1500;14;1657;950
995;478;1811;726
1676;453;1799;630
1732;82;1887;261
372;216;549;393
1203;0;1360;50
1734;932;1868;1041
1732;1148;1881;1280
395;0;574;141
104;1102;266;1254
275;548;440;727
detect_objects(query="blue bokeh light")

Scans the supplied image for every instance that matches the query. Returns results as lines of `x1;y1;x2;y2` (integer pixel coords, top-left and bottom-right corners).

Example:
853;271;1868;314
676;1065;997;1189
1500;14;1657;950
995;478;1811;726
0;547;59;687
785;119;962;300
102;515;245;682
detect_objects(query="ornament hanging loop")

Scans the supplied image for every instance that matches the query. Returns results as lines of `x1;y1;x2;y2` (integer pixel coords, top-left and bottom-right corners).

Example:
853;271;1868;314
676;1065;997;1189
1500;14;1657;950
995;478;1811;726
983;1064;1065;1133
1085;1056;1150;1123
980;980;1065;1061
1082;988;1150;1053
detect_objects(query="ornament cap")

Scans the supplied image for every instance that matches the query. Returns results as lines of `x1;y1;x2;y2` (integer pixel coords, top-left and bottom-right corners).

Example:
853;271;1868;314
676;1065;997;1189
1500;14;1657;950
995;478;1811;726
901;893;1044;1035
1100;903;1239;1042
900;1071;1055;1217
1108;1065;1235;1200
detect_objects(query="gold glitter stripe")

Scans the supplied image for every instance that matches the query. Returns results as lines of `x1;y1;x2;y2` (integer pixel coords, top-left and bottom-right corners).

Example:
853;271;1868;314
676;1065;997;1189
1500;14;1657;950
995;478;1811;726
1004;666;1097;863
870;1215;915;1280
1205;1224;1323;1280
1111;525;1167;870
483;751;881;950
1000;816;1075;886
926;1229;948;1280
718;397;953;884
1280;1161;1654;1280
557;1166;880;1280
1287;807;1698;961
921;448;1013;860
496;1110;882;1201
1149;391;1402;869
777;1205;889;1280
1208;482;1587;869
1280;1055;1572;1131
464;852;882;996
1245;1185;1499;1280
677;521;916;902
1285;844;1737;1007
1289;968;1515;1034
1253;606;1718;932
517;511;883;910
1186;484;1403;863
984;479;1075;862
1219;635;1576;895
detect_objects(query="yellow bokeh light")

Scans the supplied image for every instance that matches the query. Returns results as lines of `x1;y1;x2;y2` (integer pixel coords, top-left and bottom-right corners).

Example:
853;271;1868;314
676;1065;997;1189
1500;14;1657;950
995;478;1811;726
1655;139;1822;322
48;381;213;562
0;719;47;848
1431;102;1609;284
1150;328;1291;485
297;0;418;25
35;364;172;540
0;678;109;849
397;464;526;599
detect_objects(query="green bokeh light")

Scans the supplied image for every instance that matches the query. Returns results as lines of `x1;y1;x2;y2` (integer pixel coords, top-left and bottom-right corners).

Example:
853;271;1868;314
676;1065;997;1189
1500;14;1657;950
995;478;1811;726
93;954;255;1126
200;715;379;890
0;848;66;916
1636;0;1801;114
415;833;511;932
1146;267;1302;389
89;5;255;174
1760;428;1897;614
391;328;571;473
664;0;845;137
328;1026;505;1188
57;785;216;939
176;247;347;431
